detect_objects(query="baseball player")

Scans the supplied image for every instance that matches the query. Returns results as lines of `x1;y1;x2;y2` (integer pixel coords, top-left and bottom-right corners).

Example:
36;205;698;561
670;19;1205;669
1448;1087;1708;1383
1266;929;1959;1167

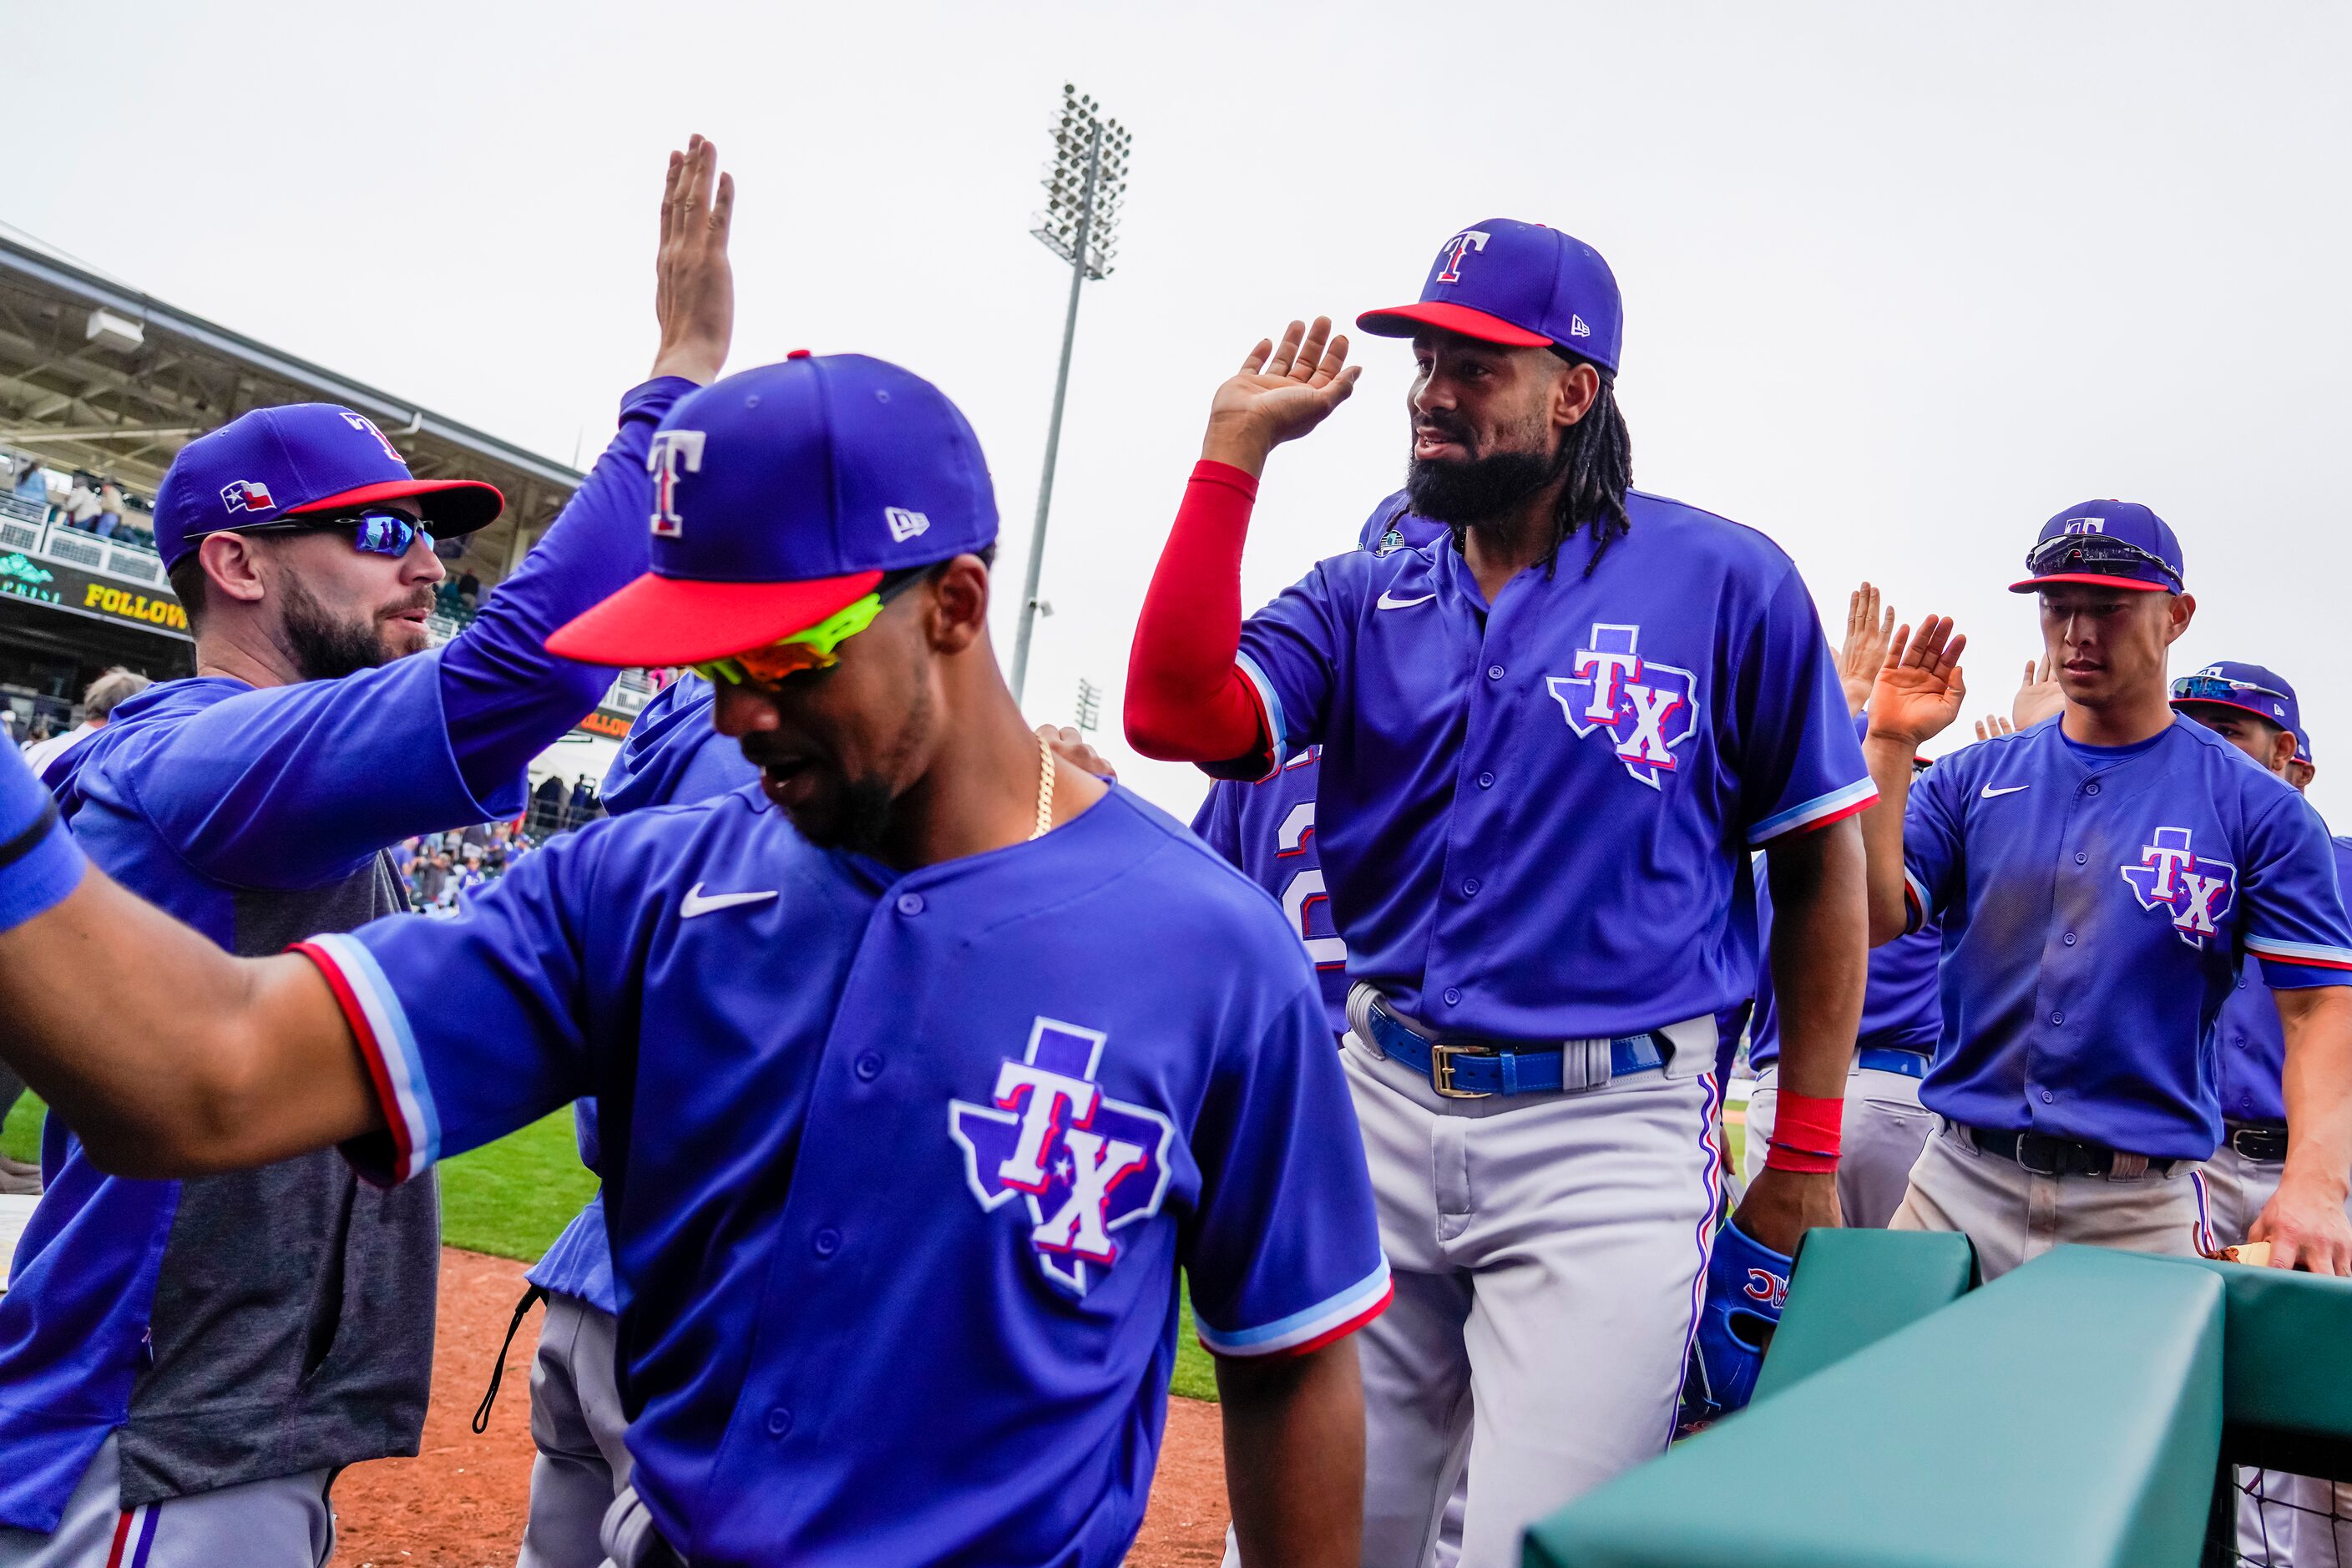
1125;220;1876;1566
1857;503;2352;1282
508;670;756;1568
0;139;737;1566
2168;660;2352;1567
0;352;1396;1568
1741;584;1943;1227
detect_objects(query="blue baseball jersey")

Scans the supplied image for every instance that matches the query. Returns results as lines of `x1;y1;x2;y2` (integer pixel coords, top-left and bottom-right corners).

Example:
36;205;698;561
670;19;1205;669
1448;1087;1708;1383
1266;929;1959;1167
1234;489;1874;1041
301;784;1388;1568
1191;749;1349;1034
529;671;757;1315
0;379;685;1531
1751;720;1944;1070
1902;716;2352;1159
2214;832;2352;1125
0;734;83;933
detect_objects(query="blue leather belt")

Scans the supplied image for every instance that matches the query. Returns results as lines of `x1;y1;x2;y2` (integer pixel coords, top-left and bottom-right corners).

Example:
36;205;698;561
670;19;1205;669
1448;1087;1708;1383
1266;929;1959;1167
1856;1047;1930;1080
1362;994;1667;1099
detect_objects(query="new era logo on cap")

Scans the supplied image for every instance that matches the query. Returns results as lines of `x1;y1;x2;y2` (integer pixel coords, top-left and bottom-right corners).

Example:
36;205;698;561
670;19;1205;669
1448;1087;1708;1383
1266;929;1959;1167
1570;315;1591;339
886;507;930;543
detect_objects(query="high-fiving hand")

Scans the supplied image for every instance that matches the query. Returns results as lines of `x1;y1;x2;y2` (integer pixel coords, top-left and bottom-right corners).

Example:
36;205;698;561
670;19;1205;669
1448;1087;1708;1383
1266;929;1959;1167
1866;616;1968;751
2011;655;2063;731
651;134;736;387
1838;582;1897;720
1200;317;1363;478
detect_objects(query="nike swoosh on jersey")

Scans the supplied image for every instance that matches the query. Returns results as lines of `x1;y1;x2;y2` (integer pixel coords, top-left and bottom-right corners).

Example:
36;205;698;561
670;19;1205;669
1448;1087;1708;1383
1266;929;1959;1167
680;883;780;918
1375;591;1435;610
1980;784;2031;799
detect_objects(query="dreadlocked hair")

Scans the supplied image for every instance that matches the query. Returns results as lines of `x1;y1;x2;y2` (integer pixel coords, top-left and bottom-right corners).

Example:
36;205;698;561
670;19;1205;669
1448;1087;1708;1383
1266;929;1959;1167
1445;352;1634;579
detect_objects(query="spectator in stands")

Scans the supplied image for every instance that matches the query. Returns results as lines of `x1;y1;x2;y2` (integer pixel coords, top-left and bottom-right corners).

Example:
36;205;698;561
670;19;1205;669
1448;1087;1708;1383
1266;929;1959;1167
9;457;48;518
569;773;599;821
20;667;153;781
413;848;453;909
455;569;482;614
61;478;104;534
94;483;126;540
453;844;489;901
529;773;567;837
19;719;48;748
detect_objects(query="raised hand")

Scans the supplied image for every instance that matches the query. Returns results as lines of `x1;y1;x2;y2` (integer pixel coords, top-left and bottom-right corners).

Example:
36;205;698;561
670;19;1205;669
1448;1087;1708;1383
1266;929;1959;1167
1973;714;2016;742
1867;616;1968;750
651;134;736;387
1838;582;1896;719
2012;655;2062;731
1039;724;1116;781
1200;317;1363;478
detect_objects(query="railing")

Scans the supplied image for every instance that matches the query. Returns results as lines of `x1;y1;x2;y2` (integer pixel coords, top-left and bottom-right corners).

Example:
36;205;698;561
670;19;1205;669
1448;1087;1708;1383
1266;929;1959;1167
0;513;169;587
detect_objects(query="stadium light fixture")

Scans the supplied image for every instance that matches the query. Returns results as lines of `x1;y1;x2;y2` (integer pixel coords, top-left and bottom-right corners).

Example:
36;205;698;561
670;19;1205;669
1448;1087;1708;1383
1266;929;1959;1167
1075;677;1103;734
1010;84;1130;705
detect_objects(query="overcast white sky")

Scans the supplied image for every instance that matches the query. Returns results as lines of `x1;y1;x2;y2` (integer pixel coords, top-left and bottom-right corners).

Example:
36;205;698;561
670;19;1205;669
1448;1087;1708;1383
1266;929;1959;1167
18;2;2352;822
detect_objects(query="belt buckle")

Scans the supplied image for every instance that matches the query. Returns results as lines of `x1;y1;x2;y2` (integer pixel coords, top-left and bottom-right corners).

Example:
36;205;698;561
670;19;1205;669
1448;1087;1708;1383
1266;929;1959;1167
2012;1133;2061;1177
1429;1041;1492;1100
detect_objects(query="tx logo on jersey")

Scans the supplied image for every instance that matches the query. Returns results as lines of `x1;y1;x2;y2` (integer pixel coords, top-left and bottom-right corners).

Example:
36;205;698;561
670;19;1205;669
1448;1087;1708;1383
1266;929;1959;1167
949;1018;1174;1297
2119;826;2238;948
646;429;707;539
219;479;276;513
1543;624;1702;789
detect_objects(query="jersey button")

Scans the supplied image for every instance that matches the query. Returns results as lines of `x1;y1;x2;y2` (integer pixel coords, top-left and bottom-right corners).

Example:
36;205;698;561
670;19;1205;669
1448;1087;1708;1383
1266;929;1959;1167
1442;987;1463;1006
766;1407;795;1437
2062;933;2076;946
2085;782;2102;797
1462;878;1480;897
813;1227;842;1258
2050;1011;2064;1026
1487;665;1505;681
854;1053;883;1081
2074;852;2087;865
1477;771;1495;789
2041;1090;2055;1104
897;893;925;916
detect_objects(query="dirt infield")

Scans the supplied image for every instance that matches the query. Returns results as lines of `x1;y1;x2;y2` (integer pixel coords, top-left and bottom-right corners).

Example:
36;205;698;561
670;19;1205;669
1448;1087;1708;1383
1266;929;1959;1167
332;1248;1231;1566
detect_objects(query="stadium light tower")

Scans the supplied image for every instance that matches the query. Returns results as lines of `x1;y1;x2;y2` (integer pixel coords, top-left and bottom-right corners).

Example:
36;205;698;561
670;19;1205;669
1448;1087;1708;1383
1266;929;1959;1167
1010;84;1130;705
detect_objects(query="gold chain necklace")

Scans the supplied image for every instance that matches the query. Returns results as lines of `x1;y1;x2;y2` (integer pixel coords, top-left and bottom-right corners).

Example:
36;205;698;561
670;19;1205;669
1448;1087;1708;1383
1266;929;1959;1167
1029;731;1055;841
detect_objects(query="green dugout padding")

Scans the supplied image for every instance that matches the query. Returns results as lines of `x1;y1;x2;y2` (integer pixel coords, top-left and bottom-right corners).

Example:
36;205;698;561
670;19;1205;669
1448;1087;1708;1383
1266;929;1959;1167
1748;1228;1976;1400
1524;1247;2225;1567
2179;1256;2352;1475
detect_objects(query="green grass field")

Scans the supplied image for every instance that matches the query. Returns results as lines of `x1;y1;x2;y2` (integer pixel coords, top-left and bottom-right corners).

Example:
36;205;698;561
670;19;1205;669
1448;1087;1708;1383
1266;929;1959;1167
3;1094;1227;1401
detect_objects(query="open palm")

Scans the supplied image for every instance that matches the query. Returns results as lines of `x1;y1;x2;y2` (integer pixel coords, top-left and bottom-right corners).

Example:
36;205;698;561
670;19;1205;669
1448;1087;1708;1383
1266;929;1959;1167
1869;616;1968;748
1203;316;1362;468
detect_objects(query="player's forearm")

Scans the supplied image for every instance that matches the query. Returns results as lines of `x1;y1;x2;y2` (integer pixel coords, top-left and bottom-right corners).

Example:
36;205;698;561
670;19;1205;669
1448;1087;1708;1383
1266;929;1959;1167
1762;817;1869;1101
437;377;694;798
2278;986;2352;1203
0;867;374;1177
1857;731;1918;945
1122;462;1270;763
1216;1339;1364;1568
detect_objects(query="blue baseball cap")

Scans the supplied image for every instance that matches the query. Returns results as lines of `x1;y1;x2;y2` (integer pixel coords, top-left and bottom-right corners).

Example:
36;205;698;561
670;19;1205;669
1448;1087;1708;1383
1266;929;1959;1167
2171;660;2302;741
1356;219;1624;373
2010;500;2186;594
153;403;503;569
547;352;998;667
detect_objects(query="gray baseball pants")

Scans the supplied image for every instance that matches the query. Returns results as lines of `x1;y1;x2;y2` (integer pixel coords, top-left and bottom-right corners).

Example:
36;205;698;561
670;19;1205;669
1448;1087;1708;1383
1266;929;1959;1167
0;1435;332;1568
518;1290;634;1568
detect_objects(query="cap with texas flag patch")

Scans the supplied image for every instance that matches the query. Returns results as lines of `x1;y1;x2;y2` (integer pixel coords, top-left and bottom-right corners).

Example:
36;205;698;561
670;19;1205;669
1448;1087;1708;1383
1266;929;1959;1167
1356;218;1624;373
546;352;998;668
154;403;503;568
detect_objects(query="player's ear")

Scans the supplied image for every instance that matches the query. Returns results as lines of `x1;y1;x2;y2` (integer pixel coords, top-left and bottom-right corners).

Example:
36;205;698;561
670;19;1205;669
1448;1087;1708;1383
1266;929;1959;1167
924;555;991;655
2163;591;2195;644
2272;726;2299;775
198;531;269;606
1551;357;1601;431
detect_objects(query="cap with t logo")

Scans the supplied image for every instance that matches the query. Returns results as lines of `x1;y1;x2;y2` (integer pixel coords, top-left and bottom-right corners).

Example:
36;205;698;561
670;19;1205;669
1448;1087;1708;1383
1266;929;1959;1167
1355;218;1624;373
2011;500;2185;594
546;352;998;666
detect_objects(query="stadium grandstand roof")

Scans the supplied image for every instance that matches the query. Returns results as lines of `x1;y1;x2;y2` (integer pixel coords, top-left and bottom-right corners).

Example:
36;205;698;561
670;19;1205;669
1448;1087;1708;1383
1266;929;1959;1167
0;224;584;583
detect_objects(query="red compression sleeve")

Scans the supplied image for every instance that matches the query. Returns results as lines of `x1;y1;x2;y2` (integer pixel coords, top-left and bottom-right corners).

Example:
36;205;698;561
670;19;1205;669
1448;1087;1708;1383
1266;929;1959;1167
1123;461;1273;768
1763;1090;1844;1174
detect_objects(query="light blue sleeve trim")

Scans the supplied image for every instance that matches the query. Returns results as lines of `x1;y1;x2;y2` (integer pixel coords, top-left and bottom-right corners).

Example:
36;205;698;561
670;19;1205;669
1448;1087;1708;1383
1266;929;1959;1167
1234;650;1290;773
1748;776;1878;846
1195;1257;1392;1357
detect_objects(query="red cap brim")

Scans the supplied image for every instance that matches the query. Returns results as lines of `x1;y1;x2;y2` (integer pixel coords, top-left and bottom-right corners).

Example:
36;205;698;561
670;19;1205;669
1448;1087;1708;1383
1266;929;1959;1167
292;478;505;534
545;569;884;667
2007;573;2172;594
1353;301;1554;347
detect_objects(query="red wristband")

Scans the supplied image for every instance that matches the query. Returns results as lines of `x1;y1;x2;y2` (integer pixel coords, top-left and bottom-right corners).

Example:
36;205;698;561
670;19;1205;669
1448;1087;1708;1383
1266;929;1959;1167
1763;1089;1844;1174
